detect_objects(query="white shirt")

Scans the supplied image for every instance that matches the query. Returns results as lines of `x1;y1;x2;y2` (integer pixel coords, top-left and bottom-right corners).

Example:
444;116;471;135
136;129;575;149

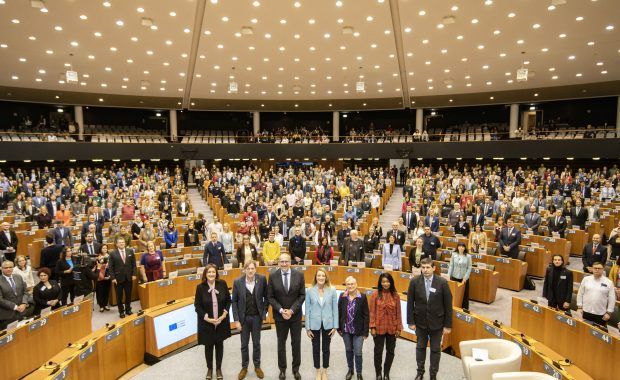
245;277;256;293
370;194;381;208
281;270;291;292
577;275;616;315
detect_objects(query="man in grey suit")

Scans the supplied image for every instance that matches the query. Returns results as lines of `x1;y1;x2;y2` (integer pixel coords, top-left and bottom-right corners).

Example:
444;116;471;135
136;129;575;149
52;220;73;247
523;205;542;235
108;237;137;318
232;260;268;380
407;258;453;380
0;260;34;330
267;253;306;380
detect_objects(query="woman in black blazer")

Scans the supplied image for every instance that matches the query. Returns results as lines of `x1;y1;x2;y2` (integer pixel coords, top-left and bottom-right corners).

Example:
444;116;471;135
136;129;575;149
453;214;471;237
542;254;573;311
32;267;62;315
195;264;231;380
338;276;369;380
235;235;259;267
55;246;76;305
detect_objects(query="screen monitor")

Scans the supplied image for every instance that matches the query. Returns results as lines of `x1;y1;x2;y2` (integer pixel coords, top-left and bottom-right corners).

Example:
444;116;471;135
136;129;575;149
152;304;198;350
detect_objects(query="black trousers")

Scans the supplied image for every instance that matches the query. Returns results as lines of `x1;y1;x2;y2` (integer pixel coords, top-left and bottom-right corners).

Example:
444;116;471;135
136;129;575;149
60;284;75;306
583;311;607;327
311;325;332;369
275;318;302;372
96;280;111;307
415;327;443;376
373;333;396;375
240;315;262;368
204;341;224;370
450;276;470;309
115;279;132;313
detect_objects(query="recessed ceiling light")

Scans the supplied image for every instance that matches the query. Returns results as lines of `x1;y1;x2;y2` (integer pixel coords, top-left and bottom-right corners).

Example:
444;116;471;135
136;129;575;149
181;53;188;57
441;49;447;54
35;78;42;82
264;33;271;38
294;1;301;7
54;25;62;31
116;20;124;26
477;45;484;49
146;50;153;55
11;75;18;80
559;33;566;38
517;39;524;44
552;75;558;79
11;19;20;24
183;28;190;33
94;32;102;37
418;10;426;16
214;65;219;69
80;15;88;20
308;18;315;24
532;23;540;29
221;16;229;22
70;41;79;47
548;5;555;10
366;16;373;22
548;67;555;72
425;61;431;65
279;46;285;51
606;25;614;30
280;19;286;24
596;61;604;66
422;39;429;44
337;18;344;24
353;31;359;37
324;33;331;38
253;1;260;6
217;44;224;48
466;83;472;87
576;16;583;21
404;27;412;33
482;65;489;69
169;11;176;17
485;0;493;5
461;57;468;62
18;57;26;62
508;12;516;18
137;7;144;13
165;40;172;45
471;18;479;24
456;35;463;40
103;1;111;7
601;70;607;74
499;52;506;57
587;41;595;46
28;36;36;40
100;83;107;87
568;55;575;60
336;1;343;6
493;29;500;35
541;47;549;52
576;73;582;77
294;34;300;39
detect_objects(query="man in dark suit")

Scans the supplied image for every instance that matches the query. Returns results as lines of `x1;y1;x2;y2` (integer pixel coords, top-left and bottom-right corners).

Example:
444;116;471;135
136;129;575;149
341;230;365;265
264;204;278;227
482;198;494;218
0;188;8;210
232;260;268;380
386;222;406;250
108;237;137;318
288;228;306;265
471;206;485;229
424;211;440;233
407;258;453;380
102;201;116;222
570;199;588;230
52;220;73;247
498;218;522;259
80;233;102;256
40;234;62;279
495;204;511;224
523;205;542;235
582;234;607;273
420;227;442;260
0;222;19;263
548;209;567;238
402;205;418;233
267;253;306;380
0;260;34;330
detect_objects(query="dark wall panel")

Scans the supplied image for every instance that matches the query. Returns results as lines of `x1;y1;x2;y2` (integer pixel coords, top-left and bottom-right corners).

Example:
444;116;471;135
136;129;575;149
260;112;331;131
0;100;74;129
177;110;252;131
83;106;167;130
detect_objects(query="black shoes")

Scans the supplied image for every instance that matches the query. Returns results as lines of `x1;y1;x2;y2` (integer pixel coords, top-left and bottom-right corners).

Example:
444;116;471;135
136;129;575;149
383;375;391;380
206;369;213;380
357;375;364;380
119;313;125;318
346;369;354;380
126;309;134;315
293;372;301;380
415;374;424;380
376;374;383;380
279;370;286;380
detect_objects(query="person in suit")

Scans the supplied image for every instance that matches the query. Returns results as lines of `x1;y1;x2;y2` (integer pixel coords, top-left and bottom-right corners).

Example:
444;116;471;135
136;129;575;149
402;205;418;233
341;230;365;266
570;199;588;230
288;228;307;265
54;246;77;305
582;234;607;273
498;218;522;259
382;234;402;271
542;254;573;311
267;253;306;380
195;264;231;380
523;205;542;235
386;222;406;250
107;237;137;318
232;260;268;380
447;243;473;309
32;267;62;315
407;258;453;380
236;235;259;267
547;209;567;238
305;268;339;380
409;237;430;269
338;276;369;380
52;220;74;247
81;223;103;245
80;232;102;256
369;273;402;380
453;214;471;237
203;232;229;269
102;201;116;222
470;206;485;229
40;234;62;279
0;260;34;330
184;220;200;247
176;196;190;217
495;204;511;224
0;222;19;263
424;210;440;233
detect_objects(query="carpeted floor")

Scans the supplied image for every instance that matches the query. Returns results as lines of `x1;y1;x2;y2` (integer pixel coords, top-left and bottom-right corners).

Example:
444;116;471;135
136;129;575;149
132;328;465;380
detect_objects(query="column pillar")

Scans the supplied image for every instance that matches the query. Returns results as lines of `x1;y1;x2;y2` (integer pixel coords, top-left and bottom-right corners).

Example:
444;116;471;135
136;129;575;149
74;105;84;141
332;111;339;142
415;108;424;133
616;96;620;137
509;104;519;139
169;109;178;142
253;111;260;136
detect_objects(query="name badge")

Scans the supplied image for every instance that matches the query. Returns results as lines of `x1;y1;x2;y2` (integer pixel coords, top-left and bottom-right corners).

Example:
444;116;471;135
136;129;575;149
560;276;566;279
601;283;608;287
430;242;435;245
429;287;436;293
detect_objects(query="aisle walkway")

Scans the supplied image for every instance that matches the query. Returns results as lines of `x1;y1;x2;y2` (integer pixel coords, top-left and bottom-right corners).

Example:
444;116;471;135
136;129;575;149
379;186;405;232
187;187;215;220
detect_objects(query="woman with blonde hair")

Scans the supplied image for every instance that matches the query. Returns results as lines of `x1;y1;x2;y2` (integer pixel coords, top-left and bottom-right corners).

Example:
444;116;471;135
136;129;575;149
305;268;339;380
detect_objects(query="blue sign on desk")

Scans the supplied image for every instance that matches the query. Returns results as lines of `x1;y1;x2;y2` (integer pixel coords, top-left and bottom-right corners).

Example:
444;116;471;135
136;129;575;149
483;323;503;338
159;279;174;287
346;268;360;273
590;328;612;344
542;362;561;378
79;344;96;361
29;317;48;331
53;368;68;380
62;305;80;316
0;333;14;347
134;316;145;326
105;327;122;342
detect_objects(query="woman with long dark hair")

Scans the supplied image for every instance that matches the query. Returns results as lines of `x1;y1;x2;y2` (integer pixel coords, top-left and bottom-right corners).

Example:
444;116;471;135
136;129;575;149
315;236;334;265
543;254;573;311
369;273;402;380
55;246;76;305
447;242;472;309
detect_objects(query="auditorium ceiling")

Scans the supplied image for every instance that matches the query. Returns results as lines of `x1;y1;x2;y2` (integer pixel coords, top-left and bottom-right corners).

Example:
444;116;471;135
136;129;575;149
0;0;618;110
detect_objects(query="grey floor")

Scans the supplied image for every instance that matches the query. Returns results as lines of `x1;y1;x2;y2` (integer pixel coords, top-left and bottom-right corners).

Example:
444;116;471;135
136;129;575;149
132;329;464;380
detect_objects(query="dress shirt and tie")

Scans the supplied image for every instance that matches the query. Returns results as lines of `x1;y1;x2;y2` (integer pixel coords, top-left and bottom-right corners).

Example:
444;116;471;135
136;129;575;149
282;270;290;292
424;276;433;301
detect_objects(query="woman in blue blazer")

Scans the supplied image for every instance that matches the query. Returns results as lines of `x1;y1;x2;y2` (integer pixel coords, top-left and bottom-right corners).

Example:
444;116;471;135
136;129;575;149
163;220;179;249
305;268;339;380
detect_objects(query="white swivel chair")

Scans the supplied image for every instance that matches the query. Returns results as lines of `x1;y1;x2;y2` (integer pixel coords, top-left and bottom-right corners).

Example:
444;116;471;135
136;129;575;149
459;339;522;380
492;372;556;380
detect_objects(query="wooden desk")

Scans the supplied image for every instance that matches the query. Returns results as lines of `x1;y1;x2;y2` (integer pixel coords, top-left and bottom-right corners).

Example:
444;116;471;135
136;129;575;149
566;228;589;256
511;297;618;380
469;254;528;291
520;245;552;278
434;261;499;304
0;299;92;380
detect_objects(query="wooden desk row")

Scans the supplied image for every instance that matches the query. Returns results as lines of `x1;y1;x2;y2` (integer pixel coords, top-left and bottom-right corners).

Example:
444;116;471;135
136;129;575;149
511;297;619;380
0;299;92;380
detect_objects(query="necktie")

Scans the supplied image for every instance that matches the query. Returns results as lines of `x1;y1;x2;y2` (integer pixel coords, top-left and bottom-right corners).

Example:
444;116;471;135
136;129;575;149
425;278;431;300
89;244;93;255
121;250;126;263
556;217;559;226
283;272;289;292
8;276;16;294
593;244;598;251
576;207;580;215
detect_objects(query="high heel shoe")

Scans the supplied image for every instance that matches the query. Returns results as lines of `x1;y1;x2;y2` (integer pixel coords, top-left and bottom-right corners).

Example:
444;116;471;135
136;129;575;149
206;369;213;380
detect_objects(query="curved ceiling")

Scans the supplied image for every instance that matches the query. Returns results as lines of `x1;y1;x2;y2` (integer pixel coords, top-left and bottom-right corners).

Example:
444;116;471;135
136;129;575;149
0;0;619;110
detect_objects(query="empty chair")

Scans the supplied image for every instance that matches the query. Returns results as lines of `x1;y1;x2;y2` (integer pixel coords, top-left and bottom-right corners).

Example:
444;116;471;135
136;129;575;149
460;339;522;380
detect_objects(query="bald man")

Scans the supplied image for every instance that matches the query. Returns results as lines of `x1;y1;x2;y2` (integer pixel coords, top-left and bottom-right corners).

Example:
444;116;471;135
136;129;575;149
582;234;607;273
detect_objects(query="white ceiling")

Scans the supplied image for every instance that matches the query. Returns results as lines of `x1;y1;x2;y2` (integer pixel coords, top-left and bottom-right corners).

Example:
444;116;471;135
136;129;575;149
0;0;618;107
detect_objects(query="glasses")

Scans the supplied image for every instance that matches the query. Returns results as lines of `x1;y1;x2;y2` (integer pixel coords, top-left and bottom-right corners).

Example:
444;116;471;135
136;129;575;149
592;267;604;271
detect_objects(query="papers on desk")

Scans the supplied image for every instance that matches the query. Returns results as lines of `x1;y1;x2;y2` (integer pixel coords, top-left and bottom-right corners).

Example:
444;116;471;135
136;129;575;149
304;259;313;266
383;264;393;271
476;262;487;270
329;260;339;266
168;271;178;279
223;263;233;270
472;348;489;362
